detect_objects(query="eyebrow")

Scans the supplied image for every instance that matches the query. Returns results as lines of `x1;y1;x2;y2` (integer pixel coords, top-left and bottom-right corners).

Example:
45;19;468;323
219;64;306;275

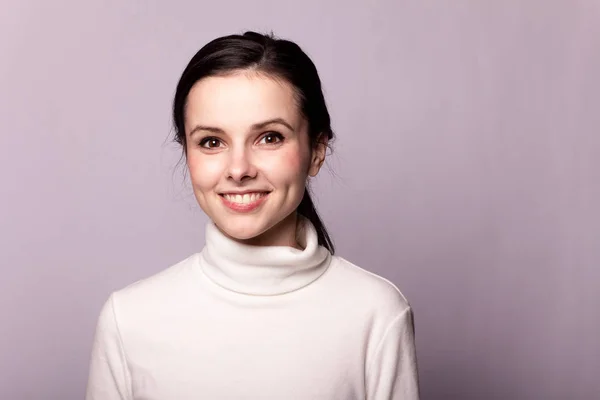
188;117;295;137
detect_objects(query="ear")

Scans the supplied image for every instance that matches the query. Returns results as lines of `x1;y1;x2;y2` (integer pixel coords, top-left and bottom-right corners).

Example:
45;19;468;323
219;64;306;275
308;134;328;177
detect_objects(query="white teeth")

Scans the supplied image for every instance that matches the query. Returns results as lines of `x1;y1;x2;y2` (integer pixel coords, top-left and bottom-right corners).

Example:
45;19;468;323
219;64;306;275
224;192;265;204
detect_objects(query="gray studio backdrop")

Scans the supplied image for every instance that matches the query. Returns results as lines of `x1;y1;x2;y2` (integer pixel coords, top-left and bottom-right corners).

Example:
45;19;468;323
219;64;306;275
1;1;598;399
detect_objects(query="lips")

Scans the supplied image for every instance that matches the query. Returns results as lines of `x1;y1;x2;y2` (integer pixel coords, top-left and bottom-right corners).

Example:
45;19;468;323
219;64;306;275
219;191;270;212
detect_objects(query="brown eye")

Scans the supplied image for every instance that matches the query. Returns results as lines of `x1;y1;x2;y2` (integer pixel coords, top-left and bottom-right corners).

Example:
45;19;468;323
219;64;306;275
259;132;284;145
199;137;222;148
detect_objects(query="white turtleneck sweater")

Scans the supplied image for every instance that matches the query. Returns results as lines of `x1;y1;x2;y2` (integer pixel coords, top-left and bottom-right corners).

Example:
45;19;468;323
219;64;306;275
86;220;420;399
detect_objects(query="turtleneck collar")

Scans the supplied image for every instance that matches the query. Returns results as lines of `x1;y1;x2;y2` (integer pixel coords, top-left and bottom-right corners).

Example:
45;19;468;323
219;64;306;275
199;218;332;296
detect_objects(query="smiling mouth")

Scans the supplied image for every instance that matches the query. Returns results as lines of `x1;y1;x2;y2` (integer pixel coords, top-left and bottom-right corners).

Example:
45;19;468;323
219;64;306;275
220;192;270;205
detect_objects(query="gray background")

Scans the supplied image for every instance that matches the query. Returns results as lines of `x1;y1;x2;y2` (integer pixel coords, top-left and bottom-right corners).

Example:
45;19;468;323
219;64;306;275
1;0;598;399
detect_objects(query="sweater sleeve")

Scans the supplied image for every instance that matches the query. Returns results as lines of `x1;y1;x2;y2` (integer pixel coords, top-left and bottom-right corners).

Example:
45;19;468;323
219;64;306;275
85;293;133;400
366;307;420;400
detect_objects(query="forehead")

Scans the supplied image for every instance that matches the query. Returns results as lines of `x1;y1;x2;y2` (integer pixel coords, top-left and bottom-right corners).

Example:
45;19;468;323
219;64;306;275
185;72;301;131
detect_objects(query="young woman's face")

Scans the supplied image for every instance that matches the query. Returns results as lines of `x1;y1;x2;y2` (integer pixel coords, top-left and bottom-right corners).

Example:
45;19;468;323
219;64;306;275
184;72;326;246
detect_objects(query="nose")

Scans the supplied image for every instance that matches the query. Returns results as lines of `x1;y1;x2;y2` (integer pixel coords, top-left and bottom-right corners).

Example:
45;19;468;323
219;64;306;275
226;146;257;182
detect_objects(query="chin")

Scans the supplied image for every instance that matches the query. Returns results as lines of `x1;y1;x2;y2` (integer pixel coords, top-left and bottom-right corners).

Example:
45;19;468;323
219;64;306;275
214;217;270;242
203;198;299;246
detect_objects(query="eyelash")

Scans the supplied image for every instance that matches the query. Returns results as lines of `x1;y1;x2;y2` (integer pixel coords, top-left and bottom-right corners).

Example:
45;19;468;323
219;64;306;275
198;137;222;149
258;131;284;145
198;132;285;149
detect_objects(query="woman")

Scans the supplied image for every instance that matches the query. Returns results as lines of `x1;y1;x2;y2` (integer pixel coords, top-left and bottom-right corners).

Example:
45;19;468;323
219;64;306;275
86;31;420;400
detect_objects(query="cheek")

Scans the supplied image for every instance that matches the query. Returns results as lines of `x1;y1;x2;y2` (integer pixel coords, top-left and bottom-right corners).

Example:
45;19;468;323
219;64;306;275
284;150;304;173
266;146;310;185
187;153;223;189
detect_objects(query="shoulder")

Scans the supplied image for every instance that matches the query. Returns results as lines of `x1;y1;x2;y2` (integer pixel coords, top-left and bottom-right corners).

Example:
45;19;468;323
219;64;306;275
107;253;201;319
325;256;416;361
91;254;203;357
325;255;412;318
